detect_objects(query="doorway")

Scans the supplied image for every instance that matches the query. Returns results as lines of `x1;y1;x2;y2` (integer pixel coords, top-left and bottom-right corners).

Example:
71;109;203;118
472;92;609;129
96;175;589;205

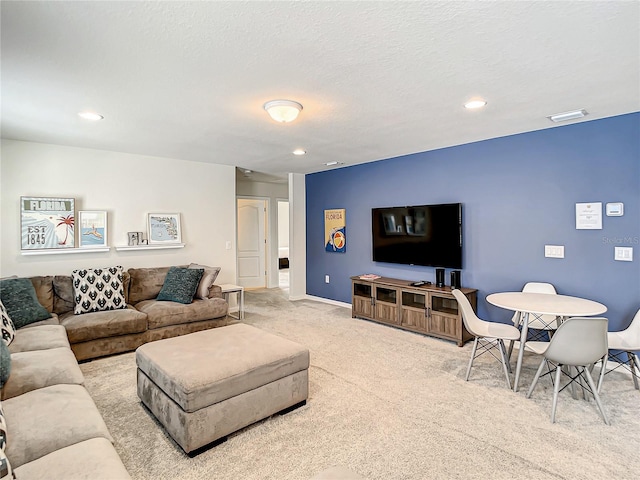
277;200;290;290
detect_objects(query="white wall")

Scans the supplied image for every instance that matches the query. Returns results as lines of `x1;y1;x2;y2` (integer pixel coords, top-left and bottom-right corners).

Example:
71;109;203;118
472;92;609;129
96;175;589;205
288;173;306;300
0;140;237;283
236;179;288;288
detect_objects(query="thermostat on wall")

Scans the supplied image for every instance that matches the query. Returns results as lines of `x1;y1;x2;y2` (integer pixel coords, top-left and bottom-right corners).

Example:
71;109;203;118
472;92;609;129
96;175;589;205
606;202;624;216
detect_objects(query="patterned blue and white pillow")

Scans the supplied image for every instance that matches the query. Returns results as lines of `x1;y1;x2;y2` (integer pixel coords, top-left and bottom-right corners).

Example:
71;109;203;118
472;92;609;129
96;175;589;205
0;302;14;347
72;266;127;315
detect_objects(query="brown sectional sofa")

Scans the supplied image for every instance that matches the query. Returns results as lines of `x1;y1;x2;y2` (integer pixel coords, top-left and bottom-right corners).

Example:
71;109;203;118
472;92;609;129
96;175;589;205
26;266;229;361
0;265;230;478
2;324;131;479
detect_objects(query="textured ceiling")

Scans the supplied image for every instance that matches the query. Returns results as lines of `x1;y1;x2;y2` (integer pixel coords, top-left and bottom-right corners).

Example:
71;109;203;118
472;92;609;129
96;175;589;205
2;1;639;181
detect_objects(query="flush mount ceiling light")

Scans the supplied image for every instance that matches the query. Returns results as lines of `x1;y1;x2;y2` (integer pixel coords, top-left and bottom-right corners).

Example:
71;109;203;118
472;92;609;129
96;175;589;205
78;111;104;121
464;99;487;109
263;100;303;123
324;161;342;166
293;149;306;156
547;109;588;123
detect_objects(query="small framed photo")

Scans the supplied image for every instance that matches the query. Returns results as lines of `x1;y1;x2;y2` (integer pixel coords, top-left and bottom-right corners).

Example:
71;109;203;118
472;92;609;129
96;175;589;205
78;211;107;248
147;213;182;244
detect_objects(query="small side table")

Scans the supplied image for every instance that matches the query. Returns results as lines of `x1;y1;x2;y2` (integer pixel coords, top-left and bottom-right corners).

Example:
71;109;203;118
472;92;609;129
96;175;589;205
218;284;244;321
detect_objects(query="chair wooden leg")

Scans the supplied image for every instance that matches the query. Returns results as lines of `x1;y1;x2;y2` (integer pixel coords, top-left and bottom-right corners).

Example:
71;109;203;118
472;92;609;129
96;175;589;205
584;366;610;425
466;337;479;381
497;339;512;389
551;364;562;423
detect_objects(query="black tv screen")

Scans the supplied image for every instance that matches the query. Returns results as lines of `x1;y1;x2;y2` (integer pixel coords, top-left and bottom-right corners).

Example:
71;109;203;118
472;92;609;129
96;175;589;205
372;203;462;268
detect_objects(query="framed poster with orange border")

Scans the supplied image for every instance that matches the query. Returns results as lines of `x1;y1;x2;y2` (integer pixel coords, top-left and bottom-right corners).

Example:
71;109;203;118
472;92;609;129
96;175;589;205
324;208;346;253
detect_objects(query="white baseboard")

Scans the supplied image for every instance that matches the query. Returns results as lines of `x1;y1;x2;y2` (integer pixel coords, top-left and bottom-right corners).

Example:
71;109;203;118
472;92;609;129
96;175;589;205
301;294;352;309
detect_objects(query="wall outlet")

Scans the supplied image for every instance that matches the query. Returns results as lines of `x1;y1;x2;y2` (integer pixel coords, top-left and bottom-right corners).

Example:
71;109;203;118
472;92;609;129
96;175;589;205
544;245;564;258
614;246;633;261
325;275;330;283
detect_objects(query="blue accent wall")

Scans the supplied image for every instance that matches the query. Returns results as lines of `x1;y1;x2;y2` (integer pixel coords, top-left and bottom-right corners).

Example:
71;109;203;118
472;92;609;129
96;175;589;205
306;113;640;330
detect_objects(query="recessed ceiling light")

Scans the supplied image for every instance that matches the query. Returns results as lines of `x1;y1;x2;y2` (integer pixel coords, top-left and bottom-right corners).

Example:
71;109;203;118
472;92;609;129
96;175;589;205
464;99;487;109
78;111;104;121
324;161;341;166
244;169;252;174
547;109;588;123
293;149;306;156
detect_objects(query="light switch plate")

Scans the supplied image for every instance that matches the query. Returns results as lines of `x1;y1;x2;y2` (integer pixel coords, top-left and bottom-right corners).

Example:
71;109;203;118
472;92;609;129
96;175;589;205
606;202;624;216
614;246;633;261
545;245;565;258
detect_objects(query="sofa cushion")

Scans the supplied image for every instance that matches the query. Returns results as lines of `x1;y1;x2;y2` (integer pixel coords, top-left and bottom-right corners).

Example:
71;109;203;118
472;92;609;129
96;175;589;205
2;384;113;468
188;263;221;300
157;267;203;304
135;297;227;330
18;314;59;329
128;267;173;304
29;276;54;313
0;342;10;389
13;437;131;480
0;278;51;328
8;325;70;354
1;347;84;400
59;306;147;343
0;301;15;347
72;266;126;314
53;275;75;315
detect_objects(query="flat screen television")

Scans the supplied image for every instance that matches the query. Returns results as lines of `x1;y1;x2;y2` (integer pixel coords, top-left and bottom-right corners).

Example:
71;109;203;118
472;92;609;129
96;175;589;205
372;203;462;268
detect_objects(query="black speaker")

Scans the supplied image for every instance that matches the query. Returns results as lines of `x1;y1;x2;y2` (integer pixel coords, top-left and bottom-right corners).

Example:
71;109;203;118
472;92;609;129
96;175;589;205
450;270;461;289
435;268;445;287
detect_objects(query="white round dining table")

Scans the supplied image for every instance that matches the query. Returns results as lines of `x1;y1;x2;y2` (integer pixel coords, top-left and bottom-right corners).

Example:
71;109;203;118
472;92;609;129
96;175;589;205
486;292;607;392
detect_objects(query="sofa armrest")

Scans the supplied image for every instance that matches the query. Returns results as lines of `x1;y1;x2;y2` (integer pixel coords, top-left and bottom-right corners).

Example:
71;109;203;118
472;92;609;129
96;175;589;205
208;284;223;299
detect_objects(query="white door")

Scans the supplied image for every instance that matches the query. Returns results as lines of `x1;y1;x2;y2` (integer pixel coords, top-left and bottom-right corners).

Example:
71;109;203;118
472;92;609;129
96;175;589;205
237;198;266;289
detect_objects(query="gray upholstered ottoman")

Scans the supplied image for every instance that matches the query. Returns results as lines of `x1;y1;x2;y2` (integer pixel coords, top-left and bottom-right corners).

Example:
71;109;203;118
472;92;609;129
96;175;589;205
136;323;309;454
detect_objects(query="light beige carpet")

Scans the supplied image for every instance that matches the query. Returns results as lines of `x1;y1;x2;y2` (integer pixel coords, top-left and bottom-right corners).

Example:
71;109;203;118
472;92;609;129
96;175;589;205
80;289;639;480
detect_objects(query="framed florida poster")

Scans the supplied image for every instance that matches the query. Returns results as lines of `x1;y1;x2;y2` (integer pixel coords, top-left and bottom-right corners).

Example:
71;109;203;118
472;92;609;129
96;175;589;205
325;208;346;253
21;196;75;250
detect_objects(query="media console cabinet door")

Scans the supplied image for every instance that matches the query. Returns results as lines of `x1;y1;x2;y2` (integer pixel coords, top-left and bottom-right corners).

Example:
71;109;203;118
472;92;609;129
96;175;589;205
352;280;373;319
374;286;400;325
401;290;428;331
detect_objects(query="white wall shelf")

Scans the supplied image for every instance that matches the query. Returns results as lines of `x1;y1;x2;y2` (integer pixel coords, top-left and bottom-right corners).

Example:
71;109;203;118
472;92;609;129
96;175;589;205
21;247;111;256
115;243;185;252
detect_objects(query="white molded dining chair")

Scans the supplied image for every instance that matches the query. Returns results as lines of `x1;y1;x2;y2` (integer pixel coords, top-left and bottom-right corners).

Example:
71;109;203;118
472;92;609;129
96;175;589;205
598;308;640;392
526;317;609;425
507;282;558;360
452;289;520;389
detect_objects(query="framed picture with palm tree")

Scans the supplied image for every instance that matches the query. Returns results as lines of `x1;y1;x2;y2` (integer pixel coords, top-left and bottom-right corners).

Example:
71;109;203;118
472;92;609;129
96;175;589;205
20;196;75;250
78;210;107;248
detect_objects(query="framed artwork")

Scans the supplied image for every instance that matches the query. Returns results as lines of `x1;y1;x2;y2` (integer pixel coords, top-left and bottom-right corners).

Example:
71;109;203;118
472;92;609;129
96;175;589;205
324;208;346;253
78;211;107;247
21;196;75;250
147;213;182;244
